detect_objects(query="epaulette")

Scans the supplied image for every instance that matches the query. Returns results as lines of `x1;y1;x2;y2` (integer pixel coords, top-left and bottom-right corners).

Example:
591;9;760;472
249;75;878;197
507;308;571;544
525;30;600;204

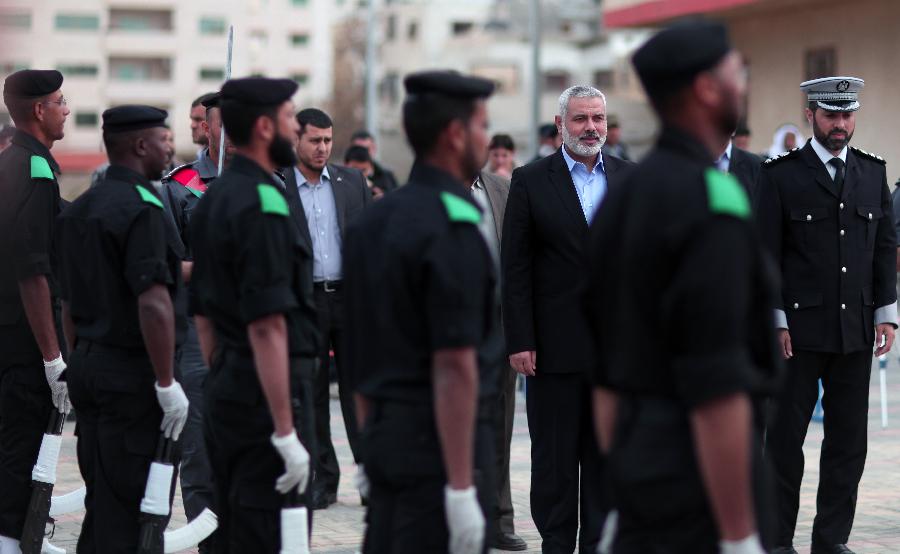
134;184;163;209
850;146;886;165
440;191;481;224
163;162;206;197
30;155;54;180
763;148;801;166
257;183;289;217
704;168;749;220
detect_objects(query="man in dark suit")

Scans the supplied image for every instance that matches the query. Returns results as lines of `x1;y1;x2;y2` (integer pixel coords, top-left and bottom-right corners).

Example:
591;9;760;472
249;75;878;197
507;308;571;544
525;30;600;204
283;108;372;509
501;85;633;553
718;138;764;199
755;76;897;554
471;170;527;551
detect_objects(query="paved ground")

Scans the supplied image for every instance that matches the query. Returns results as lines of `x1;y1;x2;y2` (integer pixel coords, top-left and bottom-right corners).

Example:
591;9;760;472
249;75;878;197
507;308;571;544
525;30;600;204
46;353;900;553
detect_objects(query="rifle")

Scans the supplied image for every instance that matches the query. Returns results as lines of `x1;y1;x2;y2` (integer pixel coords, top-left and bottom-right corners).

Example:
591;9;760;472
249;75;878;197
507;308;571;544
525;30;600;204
280;393;311;553
137;435;175;554
20;410;67;554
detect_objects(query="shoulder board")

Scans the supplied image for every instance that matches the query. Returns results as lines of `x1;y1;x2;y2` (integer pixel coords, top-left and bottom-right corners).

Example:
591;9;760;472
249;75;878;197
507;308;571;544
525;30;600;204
257;183;289;217
135;184;164;209
162;162;195;181
440;191;481;224
30;155;54;180
704;168;749;220
850;146;886;165
164;163;207;196
762;147;801;166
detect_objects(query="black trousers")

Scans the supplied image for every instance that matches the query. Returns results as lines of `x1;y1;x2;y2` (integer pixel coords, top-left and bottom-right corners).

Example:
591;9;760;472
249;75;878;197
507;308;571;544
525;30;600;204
494;366;518;536
526;372;606;553
66;341;175;554
362;401;496;554
311;286;360;496
766;349;871;548
205;352;316;554
177;321;214;522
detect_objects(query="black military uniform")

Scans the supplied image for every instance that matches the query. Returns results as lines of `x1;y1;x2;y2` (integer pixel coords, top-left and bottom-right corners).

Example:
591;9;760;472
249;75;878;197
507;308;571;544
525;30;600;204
55;106;187;552
586;23;778;553
755;76;897;552
0;69;65;542
189;78;319;553
343;71;498;552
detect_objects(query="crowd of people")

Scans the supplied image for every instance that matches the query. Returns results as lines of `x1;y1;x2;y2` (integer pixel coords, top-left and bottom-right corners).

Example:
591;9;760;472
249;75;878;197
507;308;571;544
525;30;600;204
0;15;897;554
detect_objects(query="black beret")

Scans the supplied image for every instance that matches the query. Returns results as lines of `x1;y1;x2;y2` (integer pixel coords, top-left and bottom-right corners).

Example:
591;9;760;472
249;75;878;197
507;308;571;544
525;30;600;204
220;77;298;106
404;70;494;99
3;69;64;100
102;105;168;134
200;92;221;109
632;19;732;99
538;123;558;139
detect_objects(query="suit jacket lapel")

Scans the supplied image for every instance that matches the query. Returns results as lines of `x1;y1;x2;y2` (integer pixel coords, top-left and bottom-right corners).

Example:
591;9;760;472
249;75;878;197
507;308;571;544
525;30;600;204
801;142;840;198
328;164;349;236
481;173;508;242
284;167;314;248
550;149;588;230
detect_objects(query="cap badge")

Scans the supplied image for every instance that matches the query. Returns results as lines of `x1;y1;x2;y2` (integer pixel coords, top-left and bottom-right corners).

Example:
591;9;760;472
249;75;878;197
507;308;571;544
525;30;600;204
836;80;850;92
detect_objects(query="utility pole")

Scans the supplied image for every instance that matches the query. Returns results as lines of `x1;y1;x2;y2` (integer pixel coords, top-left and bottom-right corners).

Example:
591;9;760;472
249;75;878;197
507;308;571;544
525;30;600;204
529;0;542;159
365;0;380;143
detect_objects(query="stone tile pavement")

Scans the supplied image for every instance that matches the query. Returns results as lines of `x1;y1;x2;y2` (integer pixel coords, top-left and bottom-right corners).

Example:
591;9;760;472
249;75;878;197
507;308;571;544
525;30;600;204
46;353;900;553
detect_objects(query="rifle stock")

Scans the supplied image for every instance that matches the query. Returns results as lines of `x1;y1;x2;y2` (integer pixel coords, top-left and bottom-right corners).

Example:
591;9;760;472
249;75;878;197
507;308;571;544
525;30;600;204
137;435;174;554
20;411;66;554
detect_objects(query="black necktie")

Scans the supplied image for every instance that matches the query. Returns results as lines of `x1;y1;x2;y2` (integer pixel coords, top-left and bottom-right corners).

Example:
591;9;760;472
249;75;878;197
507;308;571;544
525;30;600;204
829;158;845;194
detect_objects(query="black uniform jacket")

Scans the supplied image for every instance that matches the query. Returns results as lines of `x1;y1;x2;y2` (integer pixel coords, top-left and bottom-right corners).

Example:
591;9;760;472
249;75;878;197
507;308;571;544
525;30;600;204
189;154;319;358
501;148;633;374
342;162;495;404
754;140;897;353
730;146;764;200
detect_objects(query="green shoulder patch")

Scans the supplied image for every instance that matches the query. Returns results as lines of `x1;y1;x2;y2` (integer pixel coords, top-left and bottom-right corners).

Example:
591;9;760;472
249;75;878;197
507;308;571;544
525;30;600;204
257;183;289;216
135;184;164;209
30;156;54;180
440;191;481;224
704;168;750;219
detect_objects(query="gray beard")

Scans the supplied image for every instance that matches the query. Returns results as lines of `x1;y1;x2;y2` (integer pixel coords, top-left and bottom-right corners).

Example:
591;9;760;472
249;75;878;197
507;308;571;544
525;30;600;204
562;126;605;157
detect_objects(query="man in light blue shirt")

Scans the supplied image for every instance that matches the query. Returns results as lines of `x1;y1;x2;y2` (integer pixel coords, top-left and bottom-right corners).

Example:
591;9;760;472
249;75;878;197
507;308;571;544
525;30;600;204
561;142;607;224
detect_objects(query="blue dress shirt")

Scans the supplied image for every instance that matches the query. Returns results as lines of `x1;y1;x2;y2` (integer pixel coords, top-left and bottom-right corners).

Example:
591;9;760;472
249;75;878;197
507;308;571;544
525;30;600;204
295;166;342;282
562;145;607;224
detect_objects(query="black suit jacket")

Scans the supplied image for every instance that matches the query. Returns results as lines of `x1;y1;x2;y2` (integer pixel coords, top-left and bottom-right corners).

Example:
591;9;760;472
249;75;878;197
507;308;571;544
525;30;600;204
282;163;372;254
729;146;764;200
501;148;634;374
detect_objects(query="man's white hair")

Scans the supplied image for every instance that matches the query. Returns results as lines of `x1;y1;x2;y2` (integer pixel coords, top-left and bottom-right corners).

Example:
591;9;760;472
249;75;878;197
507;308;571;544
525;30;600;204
558;85;607;119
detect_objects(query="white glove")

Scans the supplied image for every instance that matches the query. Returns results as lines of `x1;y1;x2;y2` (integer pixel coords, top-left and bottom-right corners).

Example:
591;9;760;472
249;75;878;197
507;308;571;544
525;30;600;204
271;431;311;495
444;486;485;554
43;355;70;413
720;533;765;554
354;464;370;499
155;381;189;440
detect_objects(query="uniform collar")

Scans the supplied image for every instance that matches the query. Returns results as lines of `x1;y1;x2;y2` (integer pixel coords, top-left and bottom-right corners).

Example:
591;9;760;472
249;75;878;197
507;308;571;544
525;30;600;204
657;126;717;165
561;144;605;174
195;148;219;180
104;164;154;188
810;137;848;167
408;161;471;194
228;154;280;187
12;129;60;173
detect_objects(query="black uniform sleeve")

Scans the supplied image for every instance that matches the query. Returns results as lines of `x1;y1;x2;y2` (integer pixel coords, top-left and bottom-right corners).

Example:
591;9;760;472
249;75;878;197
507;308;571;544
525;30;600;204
753;167;784;311
662;217;757;408
123;206;172;296
235;208;299;324
12;177;57;280
423;224;489;351
500;168;536;354
874;169;898;311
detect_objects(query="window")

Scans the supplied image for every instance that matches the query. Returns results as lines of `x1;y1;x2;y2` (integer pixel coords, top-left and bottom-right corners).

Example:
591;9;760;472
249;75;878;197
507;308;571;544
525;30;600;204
472;64;519;95
0;11;31;29
543;70;571;91
386;15;396;41
57;64;99;77
291;0;309;5
55;14;100;30
805;47;836;81
291;73;309;86
407;21;418;41
75;112;99;127
109;10;172;32
109;57;172;81
199;67;225;81
199;17;226;35
290;33;309;47
593;70;614;90
379;72;400;105
452;21;474;36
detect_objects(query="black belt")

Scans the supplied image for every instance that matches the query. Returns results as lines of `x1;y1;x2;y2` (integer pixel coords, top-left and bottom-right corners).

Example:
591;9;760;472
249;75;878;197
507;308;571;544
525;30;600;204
313;280;342;292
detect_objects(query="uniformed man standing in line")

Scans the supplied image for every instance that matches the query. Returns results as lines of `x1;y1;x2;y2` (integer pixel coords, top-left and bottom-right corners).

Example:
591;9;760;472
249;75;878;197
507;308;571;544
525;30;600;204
54;105;190;552
188;77;318;553
586;20;777;553
343;70;496;553
0;69;70;552
755;77;897;554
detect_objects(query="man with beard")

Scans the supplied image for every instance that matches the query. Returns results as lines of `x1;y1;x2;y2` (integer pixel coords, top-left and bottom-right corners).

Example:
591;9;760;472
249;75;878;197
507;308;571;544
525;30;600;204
343;69;496;553
189;77;319;552
755;77;896;554
281;108;371;510
0;69;70;552
501;85;632;553
587;19;777;553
